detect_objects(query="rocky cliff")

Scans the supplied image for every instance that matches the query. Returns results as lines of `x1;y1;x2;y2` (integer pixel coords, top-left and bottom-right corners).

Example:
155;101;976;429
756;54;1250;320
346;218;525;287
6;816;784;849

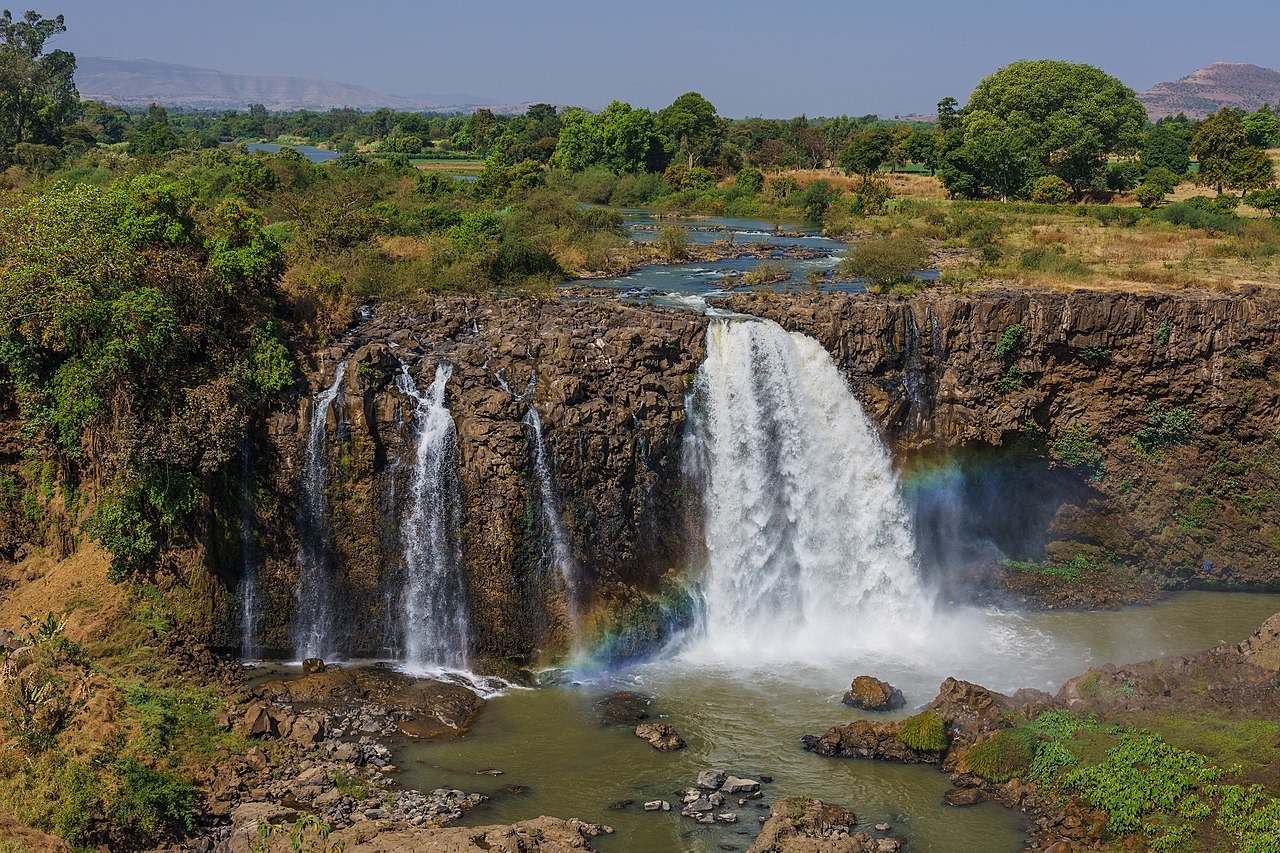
246;296;706;665
724;288;1280;590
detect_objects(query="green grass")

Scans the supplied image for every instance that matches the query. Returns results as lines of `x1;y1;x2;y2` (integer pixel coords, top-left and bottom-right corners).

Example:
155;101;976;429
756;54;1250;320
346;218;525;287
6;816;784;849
898;711;948;752
966;727;1039;782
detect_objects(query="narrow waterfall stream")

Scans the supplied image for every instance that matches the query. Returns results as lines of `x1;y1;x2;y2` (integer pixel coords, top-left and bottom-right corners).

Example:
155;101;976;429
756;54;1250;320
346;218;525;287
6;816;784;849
237;438;260;658
292;361;348;660
686;315;932;659
394;362;471;671
524;402;582;647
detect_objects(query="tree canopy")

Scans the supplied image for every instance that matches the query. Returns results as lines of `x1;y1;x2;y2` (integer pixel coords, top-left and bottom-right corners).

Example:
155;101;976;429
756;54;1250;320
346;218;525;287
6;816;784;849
0;8;77;165
939;60;1147;200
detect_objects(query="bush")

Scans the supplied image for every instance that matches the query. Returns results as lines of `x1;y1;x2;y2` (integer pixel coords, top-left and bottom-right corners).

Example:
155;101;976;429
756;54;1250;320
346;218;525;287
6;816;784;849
1159;200;1240;233
734;166;764;195
797;179;839;222
107;757;195;839
1244;187;1280;218
654;226;688;262
899;711;948;752
849;177;893;216
1144;167;1180;195
1106;160;1144;192
1029;175;1072;204
840;235;930;290
1135;183;1166;208
1133;404;1199;454
994;324;1026;361
1050;423;1106;479
1018;245;1088;277
966;727;1038;782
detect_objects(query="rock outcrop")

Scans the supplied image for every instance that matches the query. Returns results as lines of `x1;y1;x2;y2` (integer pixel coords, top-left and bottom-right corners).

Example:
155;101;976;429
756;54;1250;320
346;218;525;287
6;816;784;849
247;296;706;663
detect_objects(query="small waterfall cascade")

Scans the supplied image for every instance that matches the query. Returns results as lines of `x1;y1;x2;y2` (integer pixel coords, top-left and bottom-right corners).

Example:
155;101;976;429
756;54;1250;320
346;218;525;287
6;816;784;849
394;362;470;671
688;317;932;659
523;401;582;644
237;438;260;659
292;361;348;660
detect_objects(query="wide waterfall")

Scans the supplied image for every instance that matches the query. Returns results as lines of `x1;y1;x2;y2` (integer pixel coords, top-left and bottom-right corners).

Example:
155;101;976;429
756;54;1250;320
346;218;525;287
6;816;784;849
395;362;470;670
292;361;348;660
687;316;932;659
524;402;581;644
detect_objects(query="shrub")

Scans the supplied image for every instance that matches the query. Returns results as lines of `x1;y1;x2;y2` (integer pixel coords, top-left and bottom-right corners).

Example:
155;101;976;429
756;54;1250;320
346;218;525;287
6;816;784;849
1244;187;1280;218
966;727;1038;782
1135;183;1165;208
1018;245;1088;277
654;226;688;262
1134;404;1199;454
1144;167;1180;194
107;757;195;838
1050;423;1106;479
840;235;930;290
994;324;1026;361
1159;200;1240;233
1029;175;1072;204
849;177;893;216
734;166;764;195
898;711;948;752
1106;160;1144;192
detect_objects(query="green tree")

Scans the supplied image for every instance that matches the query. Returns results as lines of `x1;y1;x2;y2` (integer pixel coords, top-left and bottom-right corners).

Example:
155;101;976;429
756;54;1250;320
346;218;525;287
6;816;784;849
1243;107;1279;148
940;133;1039;201
130;103;182;156
1191;108;1248;194
0;9;78;165
550;107;603;172
951;60;1146;198
1244;187;1280;217
1141;121;1191;176
903;128;936;173
1029;175;1071;204
839;126;894;176
598;100;663;173
657;91;721;168
1225;146;1275;196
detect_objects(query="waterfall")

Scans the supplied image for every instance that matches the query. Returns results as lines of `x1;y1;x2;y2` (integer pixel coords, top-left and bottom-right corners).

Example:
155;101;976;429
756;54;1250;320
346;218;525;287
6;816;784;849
395;362;470;671
292;361;348;660
687;317;932;659
524;402;581;644
237;438;259;659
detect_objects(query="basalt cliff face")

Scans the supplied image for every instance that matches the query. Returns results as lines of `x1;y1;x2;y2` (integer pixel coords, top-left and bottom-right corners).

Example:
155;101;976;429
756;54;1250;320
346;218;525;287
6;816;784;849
242;297;707;663
725;288;1280;589
216;286;1280;661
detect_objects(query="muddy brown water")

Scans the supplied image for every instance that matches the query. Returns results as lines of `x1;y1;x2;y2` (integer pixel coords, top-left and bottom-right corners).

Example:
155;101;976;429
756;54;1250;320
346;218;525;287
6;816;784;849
393;592;1280;853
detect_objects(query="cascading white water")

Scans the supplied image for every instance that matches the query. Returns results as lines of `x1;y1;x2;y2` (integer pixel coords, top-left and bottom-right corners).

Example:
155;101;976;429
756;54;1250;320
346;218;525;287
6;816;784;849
688;316;932;659
292;361;348;660
524;403;581;642
237;439;260;659
395;362;470;670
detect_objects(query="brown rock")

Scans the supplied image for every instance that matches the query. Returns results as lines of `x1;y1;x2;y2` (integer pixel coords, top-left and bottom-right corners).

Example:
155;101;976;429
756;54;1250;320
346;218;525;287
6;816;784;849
842;676;906;711
634;722;686;751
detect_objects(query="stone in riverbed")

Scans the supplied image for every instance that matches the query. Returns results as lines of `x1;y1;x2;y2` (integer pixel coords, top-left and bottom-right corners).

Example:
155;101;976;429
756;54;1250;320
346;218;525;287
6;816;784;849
302;657;326;673
696;768;728;790
716;813;738;824
842;675;906;711
634;722;686;751
643;800;670;812
943;787;986;807
721;776;760;794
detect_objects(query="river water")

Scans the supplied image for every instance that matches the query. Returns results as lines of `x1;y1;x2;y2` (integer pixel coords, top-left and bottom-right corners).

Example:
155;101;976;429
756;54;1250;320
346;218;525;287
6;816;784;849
397;591;1280;853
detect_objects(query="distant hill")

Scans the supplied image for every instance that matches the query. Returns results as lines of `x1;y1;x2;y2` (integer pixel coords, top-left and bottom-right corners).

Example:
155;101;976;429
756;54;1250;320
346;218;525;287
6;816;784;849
1138;62;1280;120
76;57;529;114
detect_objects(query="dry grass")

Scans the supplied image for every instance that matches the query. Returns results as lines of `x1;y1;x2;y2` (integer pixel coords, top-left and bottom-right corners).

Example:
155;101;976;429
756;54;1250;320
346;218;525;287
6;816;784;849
779;168;949;200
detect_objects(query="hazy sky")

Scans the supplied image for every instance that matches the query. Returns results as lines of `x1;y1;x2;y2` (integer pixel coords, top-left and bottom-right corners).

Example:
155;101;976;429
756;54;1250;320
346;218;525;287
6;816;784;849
49;0;1280;116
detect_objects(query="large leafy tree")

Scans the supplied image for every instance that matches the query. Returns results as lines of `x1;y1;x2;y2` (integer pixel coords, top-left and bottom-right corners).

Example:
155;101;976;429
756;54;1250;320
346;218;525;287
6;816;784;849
657;91;722;169
944;60;1147;199
1141;120;1192;176
1191;108;1263;195
0;9;78;165
839;126;894;176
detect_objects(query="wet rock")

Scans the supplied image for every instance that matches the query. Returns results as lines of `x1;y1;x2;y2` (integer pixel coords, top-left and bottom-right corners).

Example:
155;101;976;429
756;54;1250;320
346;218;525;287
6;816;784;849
697;768;728;790
716;813;738;823
302;657;326;673
748;797;904;852
942;787;986;807
721;776;760;794
634;722;686;751
607;799;633;810
842;676;906;711
597;691;653;726
643;800;670;812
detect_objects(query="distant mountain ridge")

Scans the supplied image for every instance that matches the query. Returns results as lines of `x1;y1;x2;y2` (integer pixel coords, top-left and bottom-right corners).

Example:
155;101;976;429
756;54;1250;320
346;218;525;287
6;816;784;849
76;57;530;114
1138;62;1280;120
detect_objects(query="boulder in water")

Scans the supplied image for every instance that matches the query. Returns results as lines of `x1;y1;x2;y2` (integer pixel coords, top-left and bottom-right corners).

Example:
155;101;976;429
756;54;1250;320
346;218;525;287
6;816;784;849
842;676;905;711
634;722;686;751
302;657;326;673
748;797;904;852
721;776;760;794
697;768;728;790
